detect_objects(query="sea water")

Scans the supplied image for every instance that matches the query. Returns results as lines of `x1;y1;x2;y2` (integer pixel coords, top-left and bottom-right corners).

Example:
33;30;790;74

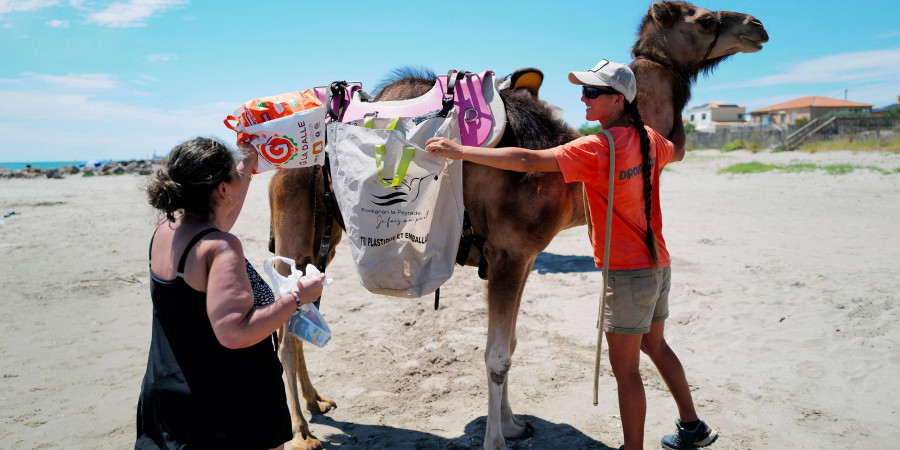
0;161;88;170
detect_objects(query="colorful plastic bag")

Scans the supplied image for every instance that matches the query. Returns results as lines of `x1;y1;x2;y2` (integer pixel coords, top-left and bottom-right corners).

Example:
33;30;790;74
224;89;326;172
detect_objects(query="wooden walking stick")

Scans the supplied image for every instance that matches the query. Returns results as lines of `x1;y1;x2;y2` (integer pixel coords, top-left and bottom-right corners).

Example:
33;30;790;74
588;129;615;406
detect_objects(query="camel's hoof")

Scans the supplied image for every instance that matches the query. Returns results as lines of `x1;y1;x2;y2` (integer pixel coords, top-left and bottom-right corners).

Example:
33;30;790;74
307;398;337;414
504;421;534;440
290;436;322;450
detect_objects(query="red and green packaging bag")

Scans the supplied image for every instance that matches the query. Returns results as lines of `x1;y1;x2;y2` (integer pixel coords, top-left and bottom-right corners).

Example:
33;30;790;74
224;89;326;172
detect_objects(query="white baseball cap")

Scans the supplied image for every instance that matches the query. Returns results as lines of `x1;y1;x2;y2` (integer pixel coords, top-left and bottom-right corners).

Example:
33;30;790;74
568;59;636;103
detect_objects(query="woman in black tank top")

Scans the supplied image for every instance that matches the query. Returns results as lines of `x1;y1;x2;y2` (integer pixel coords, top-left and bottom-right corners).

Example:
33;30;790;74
137;137;326;450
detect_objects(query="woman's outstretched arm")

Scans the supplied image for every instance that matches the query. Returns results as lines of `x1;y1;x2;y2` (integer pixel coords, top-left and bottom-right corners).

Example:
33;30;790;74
425;137;560;173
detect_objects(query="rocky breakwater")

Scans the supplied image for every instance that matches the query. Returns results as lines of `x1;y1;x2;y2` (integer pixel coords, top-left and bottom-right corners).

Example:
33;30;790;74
0;159;163;179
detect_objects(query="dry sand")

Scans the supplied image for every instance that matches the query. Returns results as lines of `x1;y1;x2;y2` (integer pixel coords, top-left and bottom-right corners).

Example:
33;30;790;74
1;149;898;449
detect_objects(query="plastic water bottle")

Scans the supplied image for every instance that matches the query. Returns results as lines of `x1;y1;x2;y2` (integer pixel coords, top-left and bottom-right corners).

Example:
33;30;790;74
288;303;331;347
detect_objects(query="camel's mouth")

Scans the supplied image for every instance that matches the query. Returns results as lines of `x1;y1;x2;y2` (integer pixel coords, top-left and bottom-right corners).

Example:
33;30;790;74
739;37;765;52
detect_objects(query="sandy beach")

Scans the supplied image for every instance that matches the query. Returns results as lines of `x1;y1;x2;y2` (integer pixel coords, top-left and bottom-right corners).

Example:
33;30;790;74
1;149;898;449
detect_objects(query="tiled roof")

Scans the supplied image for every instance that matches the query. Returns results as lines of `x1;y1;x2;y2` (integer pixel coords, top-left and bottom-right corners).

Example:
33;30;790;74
750;96;873;113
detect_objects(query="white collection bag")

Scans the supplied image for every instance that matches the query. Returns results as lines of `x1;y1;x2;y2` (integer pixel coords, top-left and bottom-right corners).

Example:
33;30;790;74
262;256;333;347
327;112;464;298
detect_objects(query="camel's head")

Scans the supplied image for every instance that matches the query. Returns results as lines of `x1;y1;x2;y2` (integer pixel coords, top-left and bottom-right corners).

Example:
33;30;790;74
641;1;769;72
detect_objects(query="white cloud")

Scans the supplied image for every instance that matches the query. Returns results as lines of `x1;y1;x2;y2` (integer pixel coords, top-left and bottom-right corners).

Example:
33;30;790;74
46;18;68;27
85;0;186;28
21;72;119;90
0;90;161;121
723;48;900;88
147;53;177;62
0;89;234;161
0;0;61;16
131;74;160;85
821;81;900;107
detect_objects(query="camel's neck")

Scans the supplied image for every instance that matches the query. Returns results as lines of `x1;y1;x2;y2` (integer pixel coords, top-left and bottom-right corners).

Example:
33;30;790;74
632;29;701;72
631;55;693;113
632;48;698;76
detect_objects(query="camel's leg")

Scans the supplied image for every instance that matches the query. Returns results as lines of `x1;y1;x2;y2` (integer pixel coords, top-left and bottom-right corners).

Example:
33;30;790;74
295;213;341;414
273;256;337;414
270;168;340;449
500;257;535;432
482;248;533;450
278;327;322;450
294;336;336;414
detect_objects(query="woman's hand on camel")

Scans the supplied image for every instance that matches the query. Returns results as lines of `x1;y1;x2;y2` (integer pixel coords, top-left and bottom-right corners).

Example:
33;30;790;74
425;137;465;160
294;273;327;305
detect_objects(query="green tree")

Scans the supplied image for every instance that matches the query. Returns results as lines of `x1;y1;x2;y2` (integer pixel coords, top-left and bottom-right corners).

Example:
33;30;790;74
577;123;604;136
882;106;900;117
793;117;812;128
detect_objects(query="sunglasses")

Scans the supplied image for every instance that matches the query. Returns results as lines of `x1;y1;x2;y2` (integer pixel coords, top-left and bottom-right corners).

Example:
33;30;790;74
582;86;619;99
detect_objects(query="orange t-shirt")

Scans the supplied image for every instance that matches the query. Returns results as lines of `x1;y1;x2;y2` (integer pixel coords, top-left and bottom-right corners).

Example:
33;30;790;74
551;125;674;270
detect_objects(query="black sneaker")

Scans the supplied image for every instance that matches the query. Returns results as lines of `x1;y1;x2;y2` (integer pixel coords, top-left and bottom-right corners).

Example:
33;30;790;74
660;419;718;449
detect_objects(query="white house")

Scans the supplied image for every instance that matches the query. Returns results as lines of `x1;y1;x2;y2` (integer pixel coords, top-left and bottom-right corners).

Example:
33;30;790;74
685;101;747;132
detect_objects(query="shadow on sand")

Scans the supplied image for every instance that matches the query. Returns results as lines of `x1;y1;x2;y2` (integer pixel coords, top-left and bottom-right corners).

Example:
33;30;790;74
532;252;599;275
310;414;614;449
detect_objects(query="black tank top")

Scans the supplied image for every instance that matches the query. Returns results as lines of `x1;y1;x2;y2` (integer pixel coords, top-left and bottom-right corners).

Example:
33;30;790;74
136;228;290;450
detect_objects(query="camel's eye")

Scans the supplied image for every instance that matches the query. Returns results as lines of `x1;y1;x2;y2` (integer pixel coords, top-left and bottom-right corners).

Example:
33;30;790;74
697;17;717;29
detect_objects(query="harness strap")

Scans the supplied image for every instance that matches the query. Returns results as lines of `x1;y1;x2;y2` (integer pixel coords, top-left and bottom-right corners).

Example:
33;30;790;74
456;210;488;280
441;70;465;117
700;13;722;64
445;70;457;98
313;156;336;310
456;211;474;266
327;81;347;121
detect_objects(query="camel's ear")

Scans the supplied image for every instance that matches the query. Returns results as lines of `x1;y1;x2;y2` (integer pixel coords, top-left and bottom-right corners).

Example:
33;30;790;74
650;2;678;26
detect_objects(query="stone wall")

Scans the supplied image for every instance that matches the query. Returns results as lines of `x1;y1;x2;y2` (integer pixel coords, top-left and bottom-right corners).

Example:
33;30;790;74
687;116;900;150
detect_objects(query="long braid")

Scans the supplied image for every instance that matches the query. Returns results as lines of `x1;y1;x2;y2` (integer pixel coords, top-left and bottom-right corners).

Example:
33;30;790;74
625;100;659;269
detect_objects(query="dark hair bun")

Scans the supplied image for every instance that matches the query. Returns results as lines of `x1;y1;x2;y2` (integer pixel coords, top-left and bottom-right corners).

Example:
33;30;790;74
147;168;185;222
146;137;235;223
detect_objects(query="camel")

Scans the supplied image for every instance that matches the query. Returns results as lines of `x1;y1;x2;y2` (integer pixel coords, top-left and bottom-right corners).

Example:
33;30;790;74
268;2;767;449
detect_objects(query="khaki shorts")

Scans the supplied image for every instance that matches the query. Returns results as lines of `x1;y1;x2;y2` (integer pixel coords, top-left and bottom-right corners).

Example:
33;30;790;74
601;266;671;335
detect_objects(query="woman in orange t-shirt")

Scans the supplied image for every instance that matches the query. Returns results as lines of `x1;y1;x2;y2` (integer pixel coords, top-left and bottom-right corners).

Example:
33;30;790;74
426;60;716;450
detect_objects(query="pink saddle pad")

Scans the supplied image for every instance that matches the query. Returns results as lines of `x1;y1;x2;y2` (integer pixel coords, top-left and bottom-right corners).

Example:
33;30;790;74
314;71;506;148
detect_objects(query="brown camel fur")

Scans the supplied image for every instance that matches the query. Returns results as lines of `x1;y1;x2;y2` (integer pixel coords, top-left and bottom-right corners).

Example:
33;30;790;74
268;2;767;449
632;1;769;145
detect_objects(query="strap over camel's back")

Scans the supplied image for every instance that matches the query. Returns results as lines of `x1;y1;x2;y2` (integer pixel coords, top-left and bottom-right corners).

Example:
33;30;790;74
314;70;506;148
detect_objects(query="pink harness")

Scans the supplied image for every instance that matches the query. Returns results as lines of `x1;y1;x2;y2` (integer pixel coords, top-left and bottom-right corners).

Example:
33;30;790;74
314;70;506;148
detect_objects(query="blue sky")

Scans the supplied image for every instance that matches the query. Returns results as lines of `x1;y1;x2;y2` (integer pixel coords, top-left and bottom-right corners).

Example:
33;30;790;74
1;0;898;162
